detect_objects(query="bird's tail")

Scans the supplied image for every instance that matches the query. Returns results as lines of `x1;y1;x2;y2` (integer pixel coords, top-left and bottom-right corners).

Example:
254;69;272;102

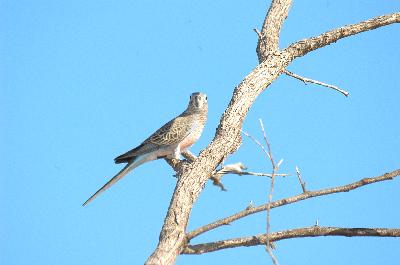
82;155;149;206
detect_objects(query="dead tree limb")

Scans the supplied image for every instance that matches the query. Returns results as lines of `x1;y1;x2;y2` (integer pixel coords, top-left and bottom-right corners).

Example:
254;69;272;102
284;69;349;97
283;13;400;60
183;226;400;254
145;0;400;262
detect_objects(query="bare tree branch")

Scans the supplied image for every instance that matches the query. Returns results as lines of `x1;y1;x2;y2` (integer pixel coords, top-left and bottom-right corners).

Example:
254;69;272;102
242;130;271;159
173;156;289;191
181;150;197;162
238;171;289;178
258;119;280;265
146;43;289;265
183;226;400;254
209;162;287;192
187;169;400;240
284;13;400;59
284;69;349;97
256;0;292;61
216;162;289;178
146;0;399;262
295;166;307;193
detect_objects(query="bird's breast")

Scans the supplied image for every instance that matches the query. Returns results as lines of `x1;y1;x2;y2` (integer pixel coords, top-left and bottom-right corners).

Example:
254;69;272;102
179;117;206;150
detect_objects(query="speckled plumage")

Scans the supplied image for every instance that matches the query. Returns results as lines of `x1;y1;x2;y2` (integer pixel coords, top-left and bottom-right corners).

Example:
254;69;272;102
83;92;208;206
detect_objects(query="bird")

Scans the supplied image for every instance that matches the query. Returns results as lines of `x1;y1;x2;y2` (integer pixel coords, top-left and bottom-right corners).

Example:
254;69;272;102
83;92;208;206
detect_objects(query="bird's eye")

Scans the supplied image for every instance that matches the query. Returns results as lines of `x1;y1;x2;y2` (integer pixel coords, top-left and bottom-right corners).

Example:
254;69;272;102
205;96;207;100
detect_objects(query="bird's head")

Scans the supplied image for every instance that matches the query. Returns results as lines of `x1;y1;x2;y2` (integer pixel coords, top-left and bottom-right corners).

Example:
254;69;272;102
187;92;208;112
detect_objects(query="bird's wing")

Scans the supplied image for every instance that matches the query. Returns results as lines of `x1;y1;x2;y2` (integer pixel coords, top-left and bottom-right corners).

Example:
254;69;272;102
114;143;159;164
146;115;194;145
114;115;194;164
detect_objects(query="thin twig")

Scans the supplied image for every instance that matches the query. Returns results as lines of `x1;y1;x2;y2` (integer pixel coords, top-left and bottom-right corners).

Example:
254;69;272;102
175;155;289;191
253;28;262;38
284;69;349;97
216;162;289;178
295;166;307;193
259;118;279;265
183;226;400;254
242;130;271;159
259;119;275;166
242;124;281;263
239;171;289;178
187;168;400;239
253;28;268;54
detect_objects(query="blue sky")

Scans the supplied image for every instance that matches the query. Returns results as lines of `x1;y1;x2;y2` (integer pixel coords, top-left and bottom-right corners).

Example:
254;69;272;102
1;1;399;264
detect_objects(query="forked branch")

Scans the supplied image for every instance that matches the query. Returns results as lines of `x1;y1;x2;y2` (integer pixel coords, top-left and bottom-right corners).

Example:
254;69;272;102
146;0;399;262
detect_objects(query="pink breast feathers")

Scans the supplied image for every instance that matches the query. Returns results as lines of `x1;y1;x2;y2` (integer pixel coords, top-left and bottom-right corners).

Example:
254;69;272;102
179;125;204;151
179;133;198;150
